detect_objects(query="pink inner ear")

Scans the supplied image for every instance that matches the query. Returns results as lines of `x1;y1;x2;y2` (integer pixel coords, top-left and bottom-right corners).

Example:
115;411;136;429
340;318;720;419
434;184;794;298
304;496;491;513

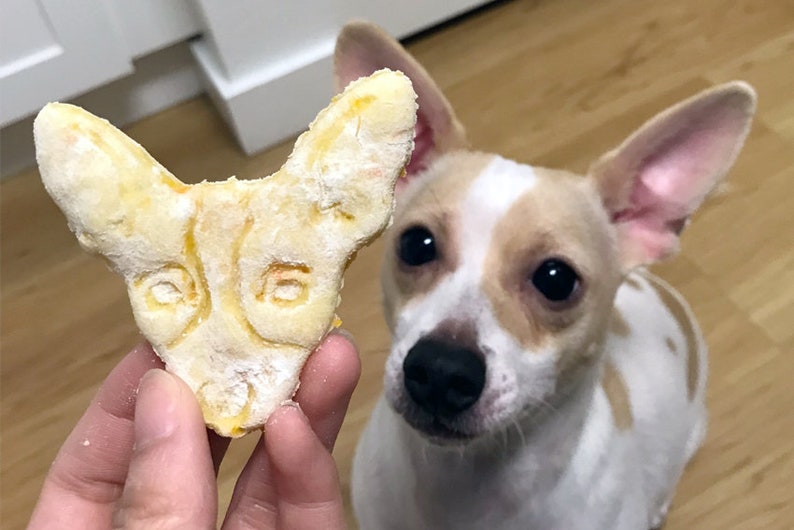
642;121;733;209
612;170;691;229
612;119;742;261
612;178;689;261
404;112;434;176
621;221;680;262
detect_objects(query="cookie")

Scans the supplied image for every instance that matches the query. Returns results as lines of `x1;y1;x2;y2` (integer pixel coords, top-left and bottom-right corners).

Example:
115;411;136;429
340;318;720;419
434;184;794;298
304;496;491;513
35;69;417;437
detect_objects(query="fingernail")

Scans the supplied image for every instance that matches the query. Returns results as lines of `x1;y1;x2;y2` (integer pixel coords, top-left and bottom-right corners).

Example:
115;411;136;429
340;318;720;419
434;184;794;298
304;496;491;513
267;403;307;429
327;327;357;349
135;369;179;446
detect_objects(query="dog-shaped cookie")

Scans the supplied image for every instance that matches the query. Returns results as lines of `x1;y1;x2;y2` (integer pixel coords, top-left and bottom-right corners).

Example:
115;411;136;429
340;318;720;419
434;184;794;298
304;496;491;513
35;69;417;437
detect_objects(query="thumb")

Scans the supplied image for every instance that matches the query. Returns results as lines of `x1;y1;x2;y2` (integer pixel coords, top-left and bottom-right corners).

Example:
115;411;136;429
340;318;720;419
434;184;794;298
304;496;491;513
114;369;217;529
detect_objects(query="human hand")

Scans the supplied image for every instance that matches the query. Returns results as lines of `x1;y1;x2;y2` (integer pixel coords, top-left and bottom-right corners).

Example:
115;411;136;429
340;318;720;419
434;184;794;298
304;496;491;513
28;332;360;529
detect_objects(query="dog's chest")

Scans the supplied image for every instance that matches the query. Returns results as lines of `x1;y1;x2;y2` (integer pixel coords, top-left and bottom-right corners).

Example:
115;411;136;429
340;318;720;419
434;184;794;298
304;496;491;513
409;451;545;528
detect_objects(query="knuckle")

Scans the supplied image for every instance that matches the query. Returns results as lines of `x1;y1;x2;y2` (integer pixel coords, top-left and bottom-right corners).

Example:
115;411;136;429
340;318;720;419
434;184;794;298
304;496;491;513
114;493;210;529
226;496;278;529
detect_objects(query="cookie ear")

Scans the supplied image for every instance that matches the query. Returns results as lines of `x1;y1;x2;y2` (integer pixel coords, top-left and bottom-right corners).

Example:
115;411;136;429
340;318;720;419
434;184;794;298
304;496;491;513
335;21;467;186
34;103;192;271
590;82;756;268
283;69;416;250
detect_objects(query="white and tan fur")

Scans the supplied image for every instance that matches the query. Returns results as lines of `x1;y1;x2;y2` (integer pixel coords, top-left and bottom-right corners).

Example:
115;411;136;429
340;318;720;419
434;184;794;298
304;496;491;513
336;23;756;530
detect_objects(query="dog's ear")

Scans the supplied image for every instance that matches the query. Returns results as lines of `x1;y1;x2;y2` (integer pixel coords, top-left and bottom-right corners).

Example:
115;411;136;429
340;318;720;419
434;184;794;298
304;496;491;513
34;103;191;270
590;82;756;269
334;21;467;187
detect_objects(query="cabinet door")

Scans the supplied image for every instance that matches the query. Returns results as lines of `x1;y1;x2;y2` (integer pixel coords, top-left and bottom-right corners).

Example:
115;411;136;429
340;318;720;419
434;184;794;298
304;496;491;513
0;0;132;126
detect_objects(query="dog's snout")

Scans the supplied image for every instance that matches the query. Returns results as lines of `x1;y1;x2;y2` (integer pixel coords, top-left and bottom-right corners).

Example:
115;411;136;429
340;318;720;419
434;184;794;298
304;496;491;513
403;339;485;418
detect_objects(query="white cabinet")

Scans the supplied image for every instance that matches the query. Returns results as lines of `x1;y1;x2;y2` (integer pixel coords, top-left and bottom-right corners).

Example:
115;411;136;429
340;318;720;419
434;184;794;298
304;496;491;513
0;0;202;177
0;0;132;127
0;0;202;128
190;0;492;155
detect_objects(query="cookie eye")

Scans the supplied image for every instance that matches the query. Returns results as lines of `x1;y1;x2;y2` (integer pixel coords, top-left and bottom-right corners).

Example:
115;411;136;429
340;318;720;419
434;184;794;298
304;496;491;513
531;259;580;303
398;226;437;266
150;281;183;305
137;266;198;309
258;262;311;306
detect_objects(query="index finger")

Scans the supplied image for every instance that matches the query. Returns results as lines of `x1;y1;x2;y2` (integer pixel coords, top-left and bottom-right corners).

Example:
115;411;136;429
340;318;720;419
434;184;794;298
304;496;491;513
28;342;161;529
292;330;361;450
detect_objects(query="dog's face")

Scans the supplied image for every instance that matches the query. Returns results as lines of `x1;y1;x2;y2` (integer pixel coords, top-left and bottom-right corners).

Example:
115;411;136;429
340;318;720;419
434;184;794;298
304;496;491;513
380;153;623;441
336;23;755;444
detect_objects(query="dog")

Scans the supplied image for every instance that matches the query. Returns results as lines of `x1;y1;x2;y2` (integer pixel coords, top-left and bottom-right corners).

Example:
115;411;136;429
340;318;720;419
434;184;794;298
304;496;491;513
334;22;756;529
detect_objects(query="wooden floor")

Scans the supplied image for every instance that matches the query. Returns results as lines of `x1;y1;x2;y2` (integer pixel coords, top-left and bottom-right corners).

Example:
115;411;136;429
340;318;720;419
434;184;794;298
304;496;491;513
2;0;793;527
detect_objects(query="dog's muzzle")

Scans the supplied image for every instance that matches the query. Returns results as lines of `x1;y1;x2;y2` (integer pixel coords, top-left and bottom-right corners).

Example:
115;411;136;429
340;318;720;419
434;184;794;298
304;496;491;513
403;338;486;419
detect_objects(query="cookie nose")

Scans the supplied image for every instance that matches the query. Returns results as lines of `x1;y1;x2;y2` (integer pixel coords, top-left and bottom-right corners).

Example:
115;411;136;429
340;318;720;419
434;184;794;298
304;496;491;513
403;339;486;418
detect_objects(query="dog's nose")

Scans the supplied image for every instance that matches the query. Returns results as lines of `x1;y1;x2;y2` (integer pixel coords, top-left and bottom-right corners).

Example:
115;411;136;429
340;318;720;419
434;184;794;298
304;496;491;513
403;339;486;418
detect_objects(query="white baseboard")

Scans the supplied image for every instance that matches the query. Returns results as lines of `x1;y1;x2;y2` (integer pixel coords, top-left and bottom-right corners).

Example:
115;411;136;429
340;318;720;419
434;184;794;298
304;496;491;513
187;1;491;157
1;41;204;179
190;38;334;156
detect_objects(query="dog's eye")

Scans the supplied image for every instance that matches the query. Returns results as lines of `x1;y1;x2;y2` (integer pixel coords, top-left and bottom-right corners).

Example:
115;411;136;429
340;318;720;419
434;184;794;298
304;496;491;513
532;259;579;302
398;226;437;266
